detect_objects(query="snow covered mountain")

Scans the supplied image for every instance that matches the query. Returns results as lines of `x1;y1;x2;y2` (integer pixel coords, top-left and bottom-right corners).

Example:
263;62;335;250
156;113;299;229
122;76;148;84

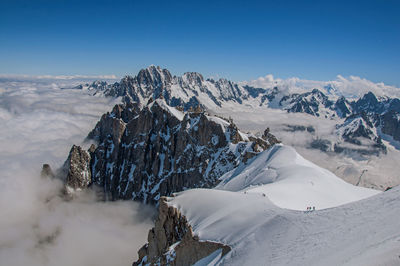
72;66;399;156
46;67;400;265
63;66;400;191
60;99;279;203
216;144;378;210
149;187;399;266
133;145;388;265
278;88;335;117
335;112;385;154
75;65;247;110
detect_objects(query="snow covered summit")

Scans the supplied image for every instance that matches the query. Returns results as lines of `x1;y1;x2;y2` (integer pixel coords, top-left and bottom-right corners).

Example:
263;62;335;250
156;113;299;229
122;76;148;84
216;144;380;210
61;98;280;203
162;185;399;266
73;66;400;158
133;144;384;265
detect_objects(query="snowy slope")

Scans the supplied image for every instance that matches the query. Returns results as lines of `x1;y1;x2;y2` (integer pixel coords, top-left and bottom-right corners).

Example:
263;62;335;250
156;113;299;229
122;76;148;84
70;66;400;191
161;145;393;265
168;186;399;266
216;144;379;210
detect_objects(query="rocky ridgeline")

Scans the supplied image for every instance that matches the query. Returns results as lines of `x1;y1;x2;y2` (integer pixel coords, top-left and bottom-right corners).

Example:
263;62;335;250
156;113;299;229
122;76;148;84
333;92;400;150
71;66;399;156
83;65;247;111
133;197;231;265
61;99;279;203
63;145;92;191
279;89;399;154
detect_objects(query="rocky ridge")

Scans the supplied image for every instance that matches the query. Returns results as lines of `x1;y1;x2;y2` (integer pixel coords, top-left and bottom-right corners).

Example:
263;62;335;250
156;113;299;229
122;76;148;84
71;66;399;155
78;65;247;111
133;196;231;266
62;145;92;192
62;98;279;203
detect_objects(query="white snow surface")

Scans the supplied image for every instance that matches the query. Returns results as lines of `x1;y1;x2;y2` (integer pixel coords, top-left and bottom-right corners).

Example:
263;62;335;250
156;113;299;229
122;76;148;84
166;145;397;266
151;99;185;121
214;104;400;191
216;144;379;210
168;186;399;266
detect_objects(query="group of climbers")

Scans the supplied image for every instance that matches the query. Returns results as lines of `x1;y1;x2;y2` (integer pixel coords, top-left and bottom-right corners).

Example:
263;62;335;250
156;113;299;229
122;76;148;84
306;206;316;212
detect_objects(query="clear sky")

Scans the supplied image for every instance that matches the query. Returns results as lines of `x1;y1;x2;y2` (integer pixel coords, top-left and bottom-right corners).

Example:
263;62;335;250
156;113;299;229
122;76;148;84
1;0;399;85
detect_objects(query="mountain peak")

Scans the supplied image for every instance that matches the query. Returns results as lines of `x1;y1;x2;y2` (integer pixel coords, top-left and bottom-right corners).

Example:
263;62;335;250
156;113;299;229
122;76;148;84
362;91;378;102
182;72;204;85
137;65;172;81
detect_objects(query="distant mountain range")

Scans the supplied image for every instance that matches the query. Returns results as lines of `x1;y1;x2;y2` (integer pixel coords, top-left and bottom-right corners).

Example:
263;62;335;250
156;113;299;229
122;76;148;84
52;66;400;264
69;65;399;156
60;98;279;203
53;65;400;202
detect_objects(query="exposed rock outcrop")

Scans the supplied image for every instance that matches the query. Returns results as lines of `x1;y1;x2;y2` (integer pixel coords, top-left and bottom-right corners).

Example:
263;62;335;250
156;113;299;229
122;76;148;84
335;112;386;154
381;110;400;142
62;145;92;191
41;164;55;178
334;96;352;118
83;65;247;111
69;67;400;152
133;197;231;266
280;89;334;117
62;99;279;203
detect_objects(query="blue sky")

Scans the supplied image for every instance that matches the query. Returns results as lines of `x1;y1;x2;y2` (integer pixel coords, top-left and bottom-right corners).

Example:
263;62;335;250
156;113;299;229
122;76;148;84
1;0;399;85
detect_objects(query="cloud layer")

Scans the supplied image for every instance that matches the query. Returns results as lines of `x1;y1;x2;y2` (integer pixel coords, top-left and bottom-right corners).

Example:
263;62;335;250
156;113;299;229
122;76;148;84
241;74;400;98
1;74;398;265
216;105;400;190
0;74;119;81
0;79;154;266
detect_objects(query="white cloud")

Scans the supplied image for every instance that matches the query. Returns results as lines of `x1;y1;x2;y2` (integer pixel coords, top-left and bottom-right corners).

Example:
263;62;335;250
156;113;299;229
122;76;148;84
1;73;398;265
242;74;400;98
0;78;154;266
216;105;400;190
0;74;119;80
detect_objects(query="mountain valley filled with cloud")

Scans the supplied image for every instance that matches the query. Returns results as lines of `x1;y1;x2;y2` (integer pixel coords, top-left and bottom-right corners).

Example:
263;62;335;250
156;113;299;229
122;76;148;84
1;68;399;265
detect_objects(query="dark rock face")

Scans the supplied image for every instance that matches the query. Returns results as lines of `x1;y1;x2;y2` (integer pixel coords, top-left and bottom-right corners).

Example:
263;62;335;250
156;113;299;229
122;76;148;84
243;85;267;98
331;92;400;153
68;65;400;163
341;113;375;141
284;124;315;133
63;100;279;203
381;110;400;142
86;65;248;111
87;104;132;144
256;87;279;106
133;197;231;266
276;90;399;151
352;91;382;114
136;66;173;99
280;89;334;117
182;72;204;87
41;164;55;178
63;145;92;190
335;96;352;118
209;78;246;103
310;138;332;152
334;112;386;155
78;66;399;151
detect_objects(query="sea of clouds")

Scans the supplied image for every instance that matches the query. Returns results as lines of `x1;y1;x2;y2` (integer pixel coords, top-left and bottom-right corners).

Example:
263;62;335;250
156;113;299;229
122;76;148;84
1;73;399;265
0;77;154;266
241;74;400;99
